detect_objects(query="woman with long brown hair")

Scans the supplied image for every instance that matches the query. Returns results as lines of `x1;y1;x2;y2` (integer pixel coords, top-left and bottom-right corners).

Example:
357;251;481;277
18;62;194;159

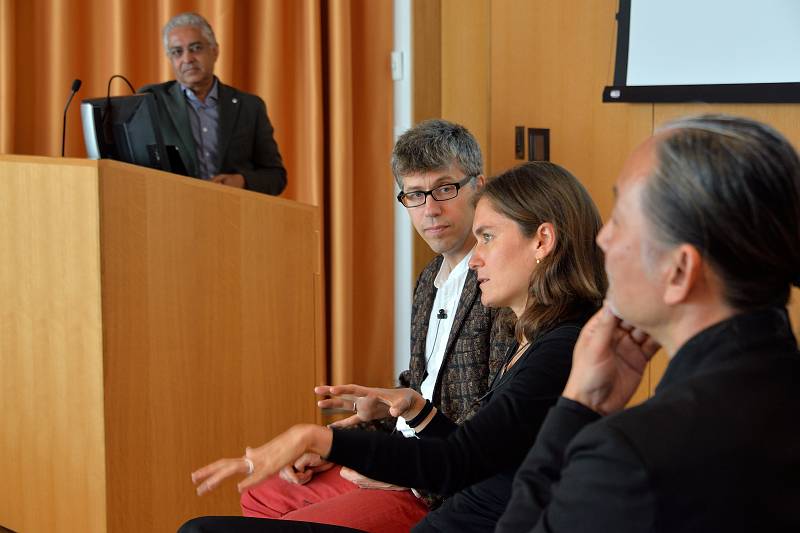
181;161;606;533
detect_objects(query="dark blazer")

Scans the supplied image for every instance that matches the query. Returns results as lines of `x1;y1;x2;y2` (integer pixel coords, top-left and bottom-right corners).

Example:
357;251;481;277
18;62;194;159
497;307;800;533
400;255;510;424
139;79;286;195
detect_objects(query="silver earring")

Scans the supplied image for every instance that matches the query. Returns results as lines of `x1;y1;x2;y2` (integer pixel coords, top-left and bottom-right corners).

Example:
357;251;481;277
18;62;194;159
536;259;541;264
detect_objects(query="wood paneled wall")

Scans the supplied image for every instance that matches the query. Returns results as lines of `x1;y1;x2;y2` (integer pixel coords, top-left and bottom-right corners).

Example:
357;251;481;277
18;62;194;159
411;0;442;277
425;0;800;399
410;0;494;279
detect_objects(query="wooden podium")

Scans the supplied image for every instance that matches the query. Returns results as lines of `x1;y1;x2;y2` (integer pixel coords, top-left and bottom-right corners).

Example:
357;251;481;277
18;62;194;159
0;156;325;532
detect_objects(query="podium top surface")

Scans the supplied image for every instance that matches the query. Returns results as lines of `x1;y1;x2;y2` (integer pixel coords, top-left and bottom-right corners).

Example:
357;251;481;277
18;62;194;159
0;154;317;210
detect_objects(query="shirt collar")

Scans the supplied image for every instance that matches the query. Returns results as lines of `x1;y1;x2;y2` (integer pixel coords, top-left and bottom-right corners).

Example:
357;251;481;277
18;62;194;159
434;250;473;289
656;306;798;394
181;77;219;105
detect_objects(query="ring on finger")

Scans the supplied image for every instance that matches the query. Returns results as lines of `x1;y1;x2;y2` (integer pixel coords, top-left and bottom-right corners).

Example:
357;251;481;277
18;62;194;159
243;457;255;475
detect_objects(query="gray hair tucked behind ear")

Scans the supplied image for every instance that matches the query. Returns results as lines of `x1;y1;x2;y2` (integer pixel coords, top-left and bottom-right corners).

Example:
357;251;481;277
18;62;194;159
646;114;800;310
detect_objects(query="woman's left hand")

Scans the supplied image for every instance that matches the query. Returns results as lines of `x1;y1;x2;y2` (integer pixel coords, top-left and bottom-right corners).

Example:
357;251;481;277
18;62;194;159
190;424;333;495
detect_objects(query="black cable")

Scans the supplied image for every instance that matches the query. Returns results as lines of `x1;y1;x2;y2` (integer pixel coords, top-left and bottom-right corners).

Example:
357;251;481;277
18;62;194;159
101;74;137;139
420;308;447;383
106;74;136;96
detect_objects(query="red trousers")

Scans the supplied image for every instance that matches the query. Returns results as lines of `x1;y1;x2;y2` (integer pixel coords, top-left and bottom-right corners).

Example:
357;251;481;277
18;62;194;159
241;466;428;533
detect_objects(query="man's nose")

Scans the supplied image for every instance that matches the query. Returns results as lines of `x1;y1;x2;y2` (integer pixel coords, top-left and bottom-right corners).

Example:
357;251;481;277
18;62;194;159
423;195;443;216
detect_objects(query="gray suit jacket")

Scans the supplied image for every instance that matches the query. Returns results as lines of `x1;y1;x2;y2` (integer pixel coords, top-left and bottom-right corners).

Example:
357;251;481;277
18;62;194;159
139;79;287;195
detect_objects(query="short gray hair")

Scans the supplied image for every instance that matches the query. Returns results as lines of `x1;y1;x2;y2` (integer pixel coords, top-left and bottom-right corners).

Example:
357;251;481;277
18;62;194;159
645;114;800;310
162;12;218;52
391;119;483;188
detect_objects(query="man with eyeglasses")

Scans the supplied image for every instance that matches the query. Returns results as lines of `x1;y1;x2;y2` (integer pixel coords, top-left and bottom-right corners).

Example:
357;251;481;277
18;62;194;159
140;12;286;195
238;119;511;532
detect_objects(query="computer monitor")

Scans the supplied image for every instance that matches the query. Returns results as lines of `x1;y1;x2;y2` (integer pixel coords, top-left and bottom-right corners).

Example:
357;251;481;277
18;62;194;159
80;93;174;172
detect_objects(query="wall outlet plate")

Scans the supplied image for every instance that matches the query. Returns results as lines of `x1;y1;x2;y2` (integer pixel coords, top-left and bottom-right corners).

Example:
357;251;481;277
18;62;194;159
515;126;525;159
528;128;550;161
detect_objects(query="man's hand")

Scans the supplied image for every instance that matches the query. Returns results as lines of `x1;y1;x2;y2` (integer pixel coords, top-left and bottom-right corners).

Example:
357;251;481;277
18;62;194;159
339;467;407;491
562;303;661;415
190;424;332;495
315;384;424;429
211;173;246;188
278;453;334;485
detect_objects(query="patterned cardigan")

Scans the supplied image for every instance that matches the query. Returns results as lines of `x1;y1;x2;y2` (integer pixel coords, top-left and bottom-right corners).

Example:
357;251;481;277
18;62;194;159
353;255;511;509
399;255;511;424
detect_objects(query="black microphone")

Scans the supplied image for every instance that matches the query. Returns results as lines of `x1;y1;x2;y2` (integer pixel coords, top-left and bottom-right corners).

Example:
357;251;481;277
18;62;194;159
61;79;82;157
437;309;447;320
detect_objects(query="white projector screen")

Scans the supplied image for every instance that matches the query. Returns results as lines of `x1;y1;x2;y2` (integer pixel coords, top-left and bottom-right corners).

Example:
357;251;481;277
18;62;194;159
603;0;800;103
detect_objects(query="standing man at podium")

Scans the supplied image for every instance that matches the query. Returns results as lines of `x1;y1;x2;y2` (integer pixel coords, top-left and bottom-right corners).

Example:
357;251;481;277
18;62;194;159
140;12;287;196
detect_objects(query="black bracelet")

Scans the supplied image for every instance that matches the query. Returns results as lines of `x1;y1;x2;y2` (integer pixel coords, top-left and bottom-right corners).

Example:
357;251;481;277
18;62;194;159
406;399;434;428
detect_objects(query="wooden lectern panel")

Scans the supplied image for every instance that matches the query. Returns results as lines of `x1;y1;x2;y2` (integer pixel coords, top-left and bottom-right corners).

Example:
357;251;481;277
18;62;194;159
99;161;323;531
1;156;324;533
0;157;108;532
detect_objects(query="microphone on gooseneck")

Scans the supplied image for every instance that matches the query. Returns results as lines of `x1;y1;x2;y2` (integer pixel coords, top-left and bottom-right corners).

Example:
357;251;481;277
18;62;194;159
437;309;447;320
61;79;82;157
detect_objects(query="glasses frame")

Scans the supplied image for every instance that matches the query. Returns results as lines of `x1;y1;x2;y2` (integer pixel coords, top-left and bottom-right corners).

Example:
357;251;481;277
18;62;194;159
396;175;475;208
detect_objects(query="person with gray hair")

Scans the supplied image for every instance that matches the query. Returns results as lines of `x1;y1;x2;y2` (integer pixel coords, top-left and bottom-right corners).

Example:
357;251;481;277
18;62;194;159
390;118;483;190
162;12;218;50
495;114;800;532
230;119;511;531
180;156;608;533
140;12;286;195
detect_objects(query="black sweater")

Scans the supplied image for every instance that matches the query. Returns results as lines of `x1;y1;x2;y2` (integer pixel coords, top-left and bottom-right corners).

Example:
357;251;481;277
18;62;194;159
496;307;800;533
328;314;589;532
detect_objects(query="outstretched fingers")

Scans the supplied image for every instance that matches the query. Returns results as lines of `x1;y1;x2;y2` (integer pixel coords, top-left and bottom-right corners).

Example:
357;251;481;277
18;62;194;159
328;414;362;429
326;384;374;397
317;397;356;410
192;458;249;495
237;438;303;493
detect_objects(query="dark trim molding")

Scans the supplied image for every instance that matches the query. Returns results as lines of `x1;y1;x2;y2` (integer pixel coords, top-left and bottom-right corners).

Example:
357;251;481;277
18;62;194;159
612;0;630;87
603;83;800;103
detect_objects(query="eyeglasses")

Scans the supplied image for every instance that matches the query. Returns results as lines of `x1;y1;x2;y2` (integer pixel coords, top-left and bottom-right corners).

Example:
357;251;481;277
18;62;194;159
397;175;475;208
167;42;209;59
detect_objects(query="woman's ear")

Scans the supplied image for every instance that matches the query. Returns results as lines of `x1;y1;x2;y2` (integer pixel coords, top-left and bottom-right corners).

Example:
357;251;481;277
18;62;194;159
534;222;556;259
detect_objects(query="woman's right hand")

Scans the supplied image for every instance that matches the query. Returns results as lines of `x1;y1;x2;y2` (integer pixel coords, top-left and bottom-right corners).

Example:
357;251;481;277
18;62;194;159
315;384;425;429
